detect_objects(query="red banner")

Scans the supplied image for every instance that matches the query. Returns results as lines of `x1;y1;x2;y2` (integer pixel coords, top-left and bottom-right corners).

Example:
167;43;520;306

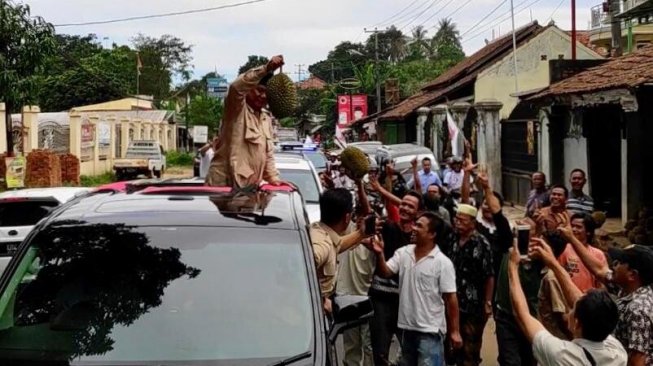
337;94;368;129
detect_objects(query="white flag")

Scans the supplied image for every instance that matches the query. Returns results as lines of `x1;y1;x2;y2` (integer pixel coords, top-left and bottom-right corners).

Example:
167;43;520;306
446;110;461;157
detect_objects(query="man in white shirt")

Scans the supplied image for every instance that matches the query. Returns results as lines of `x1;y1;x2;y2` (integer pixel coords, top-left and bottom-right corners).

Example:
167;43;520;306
199;136;219;179
509;238;627;366
368;212;462;365
443;157;465;192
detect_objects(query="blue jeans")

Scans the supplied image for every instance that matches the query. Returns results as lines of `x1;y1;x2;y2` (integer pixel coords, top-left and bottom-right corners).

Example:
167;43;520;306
399;330;444;366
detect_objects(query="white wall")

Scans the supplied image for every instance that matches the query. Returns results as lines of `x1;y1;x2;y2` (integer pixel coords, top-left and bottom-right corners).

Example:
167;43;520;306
475;26;603;120
563;137;590;193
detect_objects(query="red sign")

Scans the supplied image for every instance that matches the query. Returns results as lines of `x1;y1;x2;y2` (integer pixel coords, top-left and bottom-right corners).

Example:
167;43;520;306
337;94;368;129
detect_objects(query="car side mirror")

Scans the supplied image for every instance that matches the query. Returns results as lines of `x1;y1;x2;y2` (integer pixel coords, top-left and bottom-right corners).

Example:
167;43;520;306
328;295;373;344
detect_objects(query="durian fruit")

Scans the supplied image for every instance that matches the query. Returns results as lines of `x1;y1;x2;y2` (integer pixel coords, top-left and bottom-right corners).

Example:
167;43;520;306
266;73;298;118
339;147;369;180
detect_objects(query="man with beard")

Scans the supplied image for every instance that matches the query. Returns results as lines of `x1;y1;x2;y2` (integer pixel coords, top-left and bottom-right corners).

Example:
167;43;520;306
424;183;451;224
368;178;424;365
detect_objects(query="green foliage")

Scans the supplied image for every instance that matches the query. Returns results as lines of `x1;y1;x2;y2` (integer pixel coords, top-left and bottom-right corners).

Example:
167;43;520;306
279;117;298;128
238;55;269;75
430;18;464;61
389;59;459;97
80;172;115;187
0;1;56;114
187;95;223;131
132;34;194;102
166;151;194;167
308;42;369;83
36;44;136;111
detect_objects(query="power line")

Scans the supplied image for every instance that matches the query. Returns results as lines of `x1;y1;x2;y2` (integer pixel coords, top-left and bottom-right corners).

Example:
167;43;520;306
460;0;508;37
370;0;423;28
399;0;443;31
462;0;543;44
547;0;566;23
408;0;453;32
388;0;436;29
54;0;270;27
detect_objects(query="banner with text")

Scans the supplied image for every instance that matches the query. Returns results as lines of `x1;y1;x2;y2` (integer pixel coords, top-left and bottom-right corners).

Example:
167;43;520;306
337;94;368;129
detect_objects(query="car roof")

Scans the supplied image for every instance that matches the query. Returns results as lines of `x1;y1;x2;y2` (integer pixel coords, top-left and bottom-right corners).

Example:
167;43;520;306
43;186;307;231
274;156;314;170
0;187;92;203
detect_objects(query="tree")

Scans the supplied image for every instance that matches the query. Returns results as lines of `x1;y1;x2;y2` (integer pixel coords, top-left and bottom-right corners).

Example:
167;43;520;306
187;95;223;132
132;34;194;102
430;18;464;61
308;42;368;83
367;26;409;63
36;44;136;111
238;55;269;75
406;25;430;61
0;1;56;153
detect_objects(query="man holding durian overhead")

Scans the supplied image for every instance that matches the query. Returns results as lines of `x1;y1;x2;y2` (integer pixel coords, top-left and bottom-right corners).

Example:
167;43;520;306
205;55;285;188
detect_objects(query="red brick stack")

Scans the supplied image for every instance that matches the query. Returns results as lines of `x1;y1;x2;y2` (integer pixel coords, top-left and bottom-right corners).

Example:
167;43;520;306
59;153;81;186
25;150;62;188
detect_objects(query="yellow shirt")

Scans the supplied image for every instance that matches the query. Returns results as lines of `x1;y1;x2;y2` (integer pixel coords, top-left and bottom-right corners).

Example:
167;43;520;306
310;222;342;298
206;65;279;188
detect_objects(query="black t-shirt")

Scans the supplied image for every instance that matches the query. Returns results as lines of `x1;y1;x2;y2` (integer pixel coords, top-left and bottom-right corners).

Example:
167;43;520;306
369;221;412;299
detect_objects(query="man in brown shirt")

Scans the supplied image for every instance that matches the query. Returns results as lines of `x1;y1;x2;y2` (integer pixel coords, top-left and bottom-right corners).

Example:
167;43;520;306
533;185;570;233
311;188;371;314
206;55;284;187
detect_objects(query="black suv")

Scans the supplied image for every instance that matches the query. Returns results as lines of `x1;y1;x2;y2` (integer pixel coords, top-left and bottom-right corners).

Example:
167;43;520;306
0;181;371;365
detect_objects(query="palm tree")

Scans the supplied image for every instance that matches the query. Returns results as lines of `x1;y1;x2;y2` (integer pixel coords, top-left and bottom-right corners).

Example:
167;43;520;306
385;26;409;63
408;25;430;59
430;18;463;60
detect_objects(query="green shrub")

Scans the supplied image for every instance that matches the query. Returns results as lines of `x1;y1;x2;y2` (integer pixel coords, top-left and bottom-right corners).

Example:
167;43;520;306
166;151;194;167
80;172;115;187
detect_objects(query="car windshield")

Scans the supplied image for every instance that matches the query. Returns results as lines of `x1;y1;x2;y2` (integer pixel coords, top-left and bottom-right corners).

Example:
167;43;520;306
278;169;320;203
0;224;314;365
304;153;327;170
0;200;59;226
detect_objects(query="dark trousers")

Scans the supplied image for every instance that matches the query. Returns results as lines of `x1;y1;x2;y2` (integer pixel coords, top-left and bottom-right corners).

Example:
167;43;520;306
495;310;535;366
369;294;401;366
445;312;487;366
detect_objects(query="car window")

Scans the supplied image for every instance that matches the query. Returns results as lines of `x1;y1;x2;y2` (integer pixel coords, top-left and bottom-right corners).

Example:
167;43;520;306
278;169;320;203
0;201;59;227
304;153;327;170
0;224;314;365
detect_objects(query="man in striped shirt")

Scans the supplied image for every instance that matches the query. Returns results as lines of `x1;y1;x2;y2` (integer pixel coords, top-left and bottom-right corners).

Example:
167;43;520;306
567;169;594;215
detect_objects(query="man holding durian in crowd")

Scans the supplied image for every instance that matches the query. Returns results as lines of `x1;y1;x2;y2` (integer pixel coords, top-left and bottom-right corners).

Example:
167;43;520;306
205;55;285;188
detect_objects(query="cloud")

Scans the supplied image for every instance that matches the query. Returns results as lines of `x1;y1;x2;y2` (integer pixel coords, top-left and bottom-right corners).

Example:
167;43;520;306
25;0;596;81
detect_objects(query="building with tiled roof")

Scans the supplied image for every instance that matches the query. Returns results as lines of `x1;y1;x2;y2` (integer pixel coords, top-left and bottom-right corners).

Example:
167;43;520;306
296;75;327;90
355;21;605;205
524;44;653;223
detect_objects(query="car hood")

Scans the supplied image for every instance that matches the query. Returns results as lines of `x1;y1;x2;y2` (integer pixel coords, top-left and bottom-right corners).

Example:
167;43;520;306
305;203;320;224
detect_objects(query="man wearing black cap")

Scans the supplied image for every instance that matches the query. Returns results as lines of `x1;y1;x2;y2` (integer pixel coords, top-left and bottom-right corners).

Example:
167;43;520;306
206;55;284;188
560;229;653;366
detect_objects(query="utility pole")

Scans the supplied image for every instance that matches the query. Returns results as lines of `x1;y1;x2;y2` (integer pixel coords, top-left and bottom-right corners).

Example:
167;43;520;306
295;64;306;82
364;27;385;114
609;0;623;56
509;0;519;92
571;0;577;60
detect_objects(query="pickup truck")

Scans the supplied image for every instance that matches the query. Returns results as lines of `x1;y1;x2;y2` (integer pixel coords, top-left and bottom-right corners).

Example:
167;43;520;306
113;140;166;180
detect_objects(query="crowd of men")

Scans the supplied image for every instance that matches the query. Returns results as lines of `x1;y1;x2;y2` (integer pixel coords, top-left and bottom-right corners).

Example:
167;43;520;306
313;152;653;366
208;55;652;366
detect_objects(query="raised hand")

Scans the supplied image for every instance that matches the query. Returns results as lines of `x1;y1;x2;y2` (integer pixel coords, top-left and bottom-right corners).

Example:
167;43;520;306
267;55;284;72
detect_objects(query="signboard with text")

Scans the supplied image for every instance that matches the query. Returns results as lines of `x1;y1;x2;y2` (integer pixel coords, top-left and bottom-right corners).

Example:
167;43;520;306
81;120;95;148
192;125;209;144
337;94;368;129
5;156;26;189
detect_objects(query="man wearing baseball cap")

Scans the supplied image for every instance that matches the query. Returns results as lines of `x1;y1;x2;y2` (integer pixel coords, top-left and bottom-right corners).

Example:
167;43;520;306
559;232;653;365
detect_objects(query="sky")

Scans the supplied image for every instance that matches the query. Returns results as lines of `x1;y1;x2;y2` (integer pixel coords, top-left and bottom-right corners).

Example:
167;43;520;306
24;0;597;83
